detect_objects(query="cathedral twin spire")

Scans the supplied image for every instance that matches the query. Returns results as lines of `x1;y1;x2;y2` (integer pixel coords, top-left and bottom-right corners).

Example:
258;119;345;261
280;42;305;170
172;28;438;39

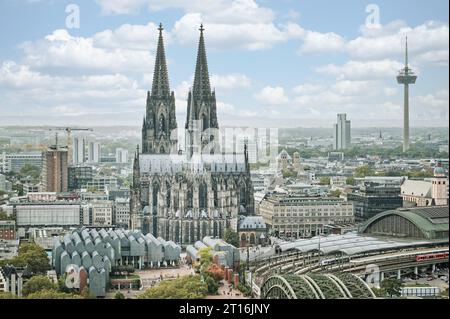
193;24;212;99
142;23;177;154
142;23;218;155
151;23;170;97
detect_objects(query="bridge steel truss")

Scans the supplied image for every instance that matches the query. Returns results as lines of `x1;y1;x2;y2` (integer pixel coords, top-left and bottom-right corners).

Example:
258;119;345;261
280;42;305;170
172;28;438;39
260;272;375;299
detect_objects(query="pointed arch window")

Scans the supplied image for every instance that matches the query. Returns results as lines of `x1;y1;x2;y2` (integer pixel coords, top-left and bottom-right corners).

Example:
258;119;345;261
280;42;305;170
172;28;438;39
152;182;159;214
190;223;195;243
239;186;247;206
166;181;171;208
159;114;166;134
212;180;218;208
213;221;218;238
199;182;208;210
175;222;180;243
186;186;193;209
201;114;209;131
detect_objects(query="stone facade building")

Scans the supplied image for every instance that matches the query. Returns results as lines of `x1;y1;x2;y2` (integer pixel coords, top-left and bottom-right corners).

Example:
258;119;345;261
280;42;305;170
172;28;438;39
130;24;255;245
401;166;448;207
259;194;354;238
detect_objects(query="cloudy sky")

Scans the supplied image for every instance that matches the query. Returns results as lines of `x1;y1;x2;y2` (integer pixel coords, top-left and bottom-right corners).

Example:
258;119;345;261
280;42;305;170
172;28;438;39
0;0;448;128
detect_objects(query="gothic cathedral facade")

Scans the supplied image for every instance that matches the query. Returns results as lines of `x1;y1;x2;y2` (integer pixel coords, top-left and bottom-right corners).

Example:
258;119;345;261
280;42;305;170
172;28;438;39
130;24;255;246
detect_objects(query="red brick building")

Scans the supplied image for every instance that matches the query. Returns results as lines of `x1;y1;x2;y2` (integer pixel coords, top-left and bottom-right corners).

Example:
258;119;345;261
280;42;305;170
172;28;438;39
0;221;16;240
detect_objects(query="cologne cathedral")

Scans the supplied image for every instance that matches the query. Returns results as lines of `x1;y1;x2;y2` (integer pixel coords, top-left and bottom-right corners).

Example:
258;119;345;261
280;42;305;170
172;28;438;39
130;24;255;245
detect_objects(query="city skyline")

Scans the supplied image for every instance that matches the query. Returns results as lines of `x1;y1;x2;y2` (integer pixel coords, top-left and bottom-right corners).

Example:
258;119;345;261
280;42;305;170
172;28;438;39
0;0;448;128
0;0;449;304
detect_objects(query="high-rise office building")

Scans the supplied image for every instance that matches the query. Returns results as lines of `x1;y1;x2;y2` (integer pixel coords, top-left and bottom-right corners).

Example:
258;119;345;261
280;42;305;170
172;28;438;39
42;145;68;193
73;137;86;164
88;142;101;163
115;148;129;164
333;113;351;150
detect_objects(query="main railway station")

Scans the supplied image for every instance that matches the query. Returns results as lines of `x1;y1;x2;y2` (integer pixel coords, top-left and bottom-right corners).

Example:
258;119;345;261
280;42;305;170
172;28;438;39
252;206;449;298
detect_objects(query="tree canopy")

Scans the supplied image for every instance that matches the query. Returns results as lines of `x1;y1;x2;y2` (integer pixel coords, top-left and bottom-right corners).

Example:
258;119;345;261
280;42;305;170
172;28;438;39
26;289;83;299
319;176;331;185
0;210;14;221
19;164;41;181
282;169;298;179
346;176;356;185
223;229;240;248
354;165;375;178
329;189;342;197
22;275;57;297
379;278;402;298
138;275;208;299
0;292;16;299
0;242;51;274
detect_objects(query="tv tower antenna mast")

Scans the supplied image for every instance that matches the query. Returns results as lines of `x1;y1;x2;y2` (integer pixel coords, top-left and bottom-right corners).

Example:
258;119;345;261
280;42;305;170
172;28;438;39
397;36;417;152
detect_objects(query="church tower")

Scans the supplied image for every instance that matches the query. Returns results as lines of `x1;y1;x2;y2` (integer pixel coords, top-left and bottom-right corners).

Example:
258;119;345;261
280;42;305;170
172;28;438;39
185;25;220;157
142;24;177;154
130;146;142;230
431;165;448;206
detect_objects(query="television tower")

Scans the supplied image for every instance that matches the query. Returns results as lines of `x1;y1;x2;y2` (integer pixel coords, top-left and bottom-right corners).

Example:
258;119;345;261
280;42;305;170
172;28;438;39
397;37;417;152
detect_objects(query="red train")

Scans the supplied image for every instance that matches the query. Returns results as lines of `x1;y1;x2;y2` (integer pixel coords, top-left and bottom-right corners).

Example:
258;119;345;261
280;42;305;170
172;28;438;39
415;252;449;262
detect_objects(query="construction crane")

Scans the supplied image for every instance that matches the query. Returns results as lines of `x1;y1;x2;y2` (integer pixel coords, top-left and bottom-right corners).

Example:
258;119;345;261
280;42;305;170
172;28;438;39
48;127;94;164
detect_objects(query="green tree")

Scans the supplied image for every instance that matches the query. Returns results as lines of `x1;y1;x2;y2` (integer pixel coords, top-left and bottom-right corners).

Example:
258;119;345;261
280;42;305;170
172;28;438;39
346;176;356;186
57;274;72;293
80;287;95;299
87;187;99;193
204;274;219;294
237;283;252;297
197;247;213;274
19;164;41;180
2;243;51;274
26;289;82;299
12;183;23;196
223;229;240;247
114;291;125;299
138;275;208;299
319;176;330;185
329;189;342;197
380;278;402;298
370;287;385;298
282;169;297;179
0;210;14;221
407;170;434;178
22;275;57;296
354;165;375;178
0;292;16;299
